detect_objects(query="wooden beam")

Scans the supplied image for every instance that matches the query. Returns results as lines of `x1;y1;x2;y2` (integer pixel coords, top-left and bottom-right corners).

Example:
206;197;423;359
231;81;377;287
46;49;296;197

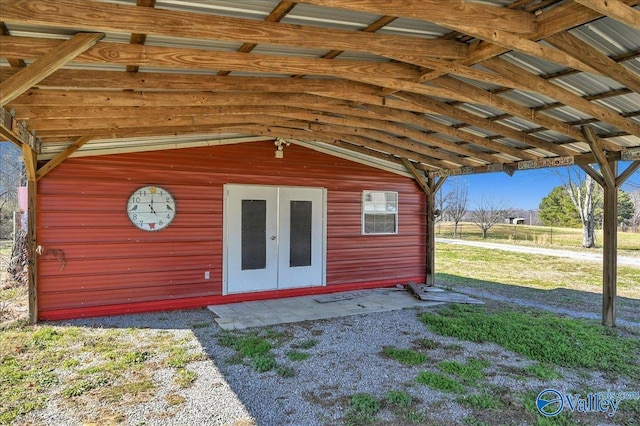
0;106;41;151
581;126;616;188
483;57;640;140
274;109;513;164
578;163;606;188
306;122;481;166
237;124;450;169
294;0;537;34
0;68;382;94
432;76;593;146
0;32;105;106
574;0;640;31
363;104;539;161
0;36;421;80
545;32;640;95
21;144;38;324
36;135;93;180
219;1;296;76
601;159;618;327
1;0;467;60
1;21;26;67
424;174;446;286
616;160;640;186
8;90;350;108
395;92;580;157
401;157;431;195
126;0;156;73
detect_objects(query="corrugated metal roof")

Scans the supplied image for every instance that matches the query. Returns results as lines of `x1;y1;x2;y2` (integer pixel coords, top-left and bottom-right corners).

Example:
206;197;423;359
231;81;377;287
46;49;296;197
1;0;638;178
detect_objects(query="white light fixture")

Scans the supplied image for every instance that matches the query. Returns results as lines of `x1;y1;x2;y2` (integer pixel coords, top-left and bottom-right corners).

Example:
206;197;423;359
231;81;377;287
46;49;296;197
274;137;290;158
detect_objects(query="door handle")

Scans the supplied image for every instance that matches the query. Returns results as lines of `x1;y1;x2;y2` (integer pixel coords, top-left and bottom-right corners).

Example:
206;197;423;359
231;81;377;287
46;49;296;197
271;236;277;240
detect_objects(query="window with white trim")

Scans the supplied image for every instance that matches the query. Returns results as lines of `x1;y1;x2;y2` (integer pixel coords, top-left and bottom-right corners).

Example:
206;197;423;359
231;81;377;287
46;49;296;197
362;191;398;235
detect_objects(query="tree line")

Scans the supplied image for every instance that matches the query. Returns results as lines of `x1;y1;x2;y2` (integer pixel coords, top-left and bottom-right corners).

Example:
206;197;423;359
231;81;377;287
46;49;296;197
437;167;639;248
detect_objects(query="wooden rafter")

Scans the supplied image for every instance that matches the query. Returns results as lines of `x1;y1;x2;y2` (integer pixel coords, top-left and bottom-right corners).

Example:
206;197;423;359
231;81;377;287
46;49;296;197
0;0;467;60
36;135;93;180
126;0;156;73
294;0;537;34
545;32;640;94
0;36;421;80
0;32;105;106
482;57;640;139
1;22;25;67
574;0;640;31
581;126;615;188
218;1;296;76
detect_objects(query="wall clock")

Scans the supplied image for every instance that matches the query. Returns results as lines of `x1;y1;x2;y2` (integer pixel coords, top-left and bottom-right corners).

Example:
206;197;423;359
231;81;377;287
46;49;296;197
127;185;176;231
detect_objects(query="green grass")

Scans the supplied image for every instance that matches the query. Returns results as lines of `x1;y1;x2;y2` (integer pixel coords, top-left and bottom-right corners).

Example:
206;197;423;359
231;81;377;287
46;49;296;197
218;330;283;372
524;363;563;380
174;368;198;388
385;389;412;408
421;304;640;378
287;350;310;361
435;244;640;299
383;346;428;365
415;371;465;393
344;393;381;425
437;359;488;384
456;392;501;410
294;338;318;349
435;222;640;254
0;324;200;424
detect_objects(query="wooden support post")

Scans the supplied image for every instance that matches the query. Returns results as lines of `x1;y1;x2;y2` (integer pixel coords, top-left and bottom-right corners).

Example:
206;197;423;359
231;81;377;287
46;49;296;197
602;160;618;327
21;144;38;324
426;174;436;286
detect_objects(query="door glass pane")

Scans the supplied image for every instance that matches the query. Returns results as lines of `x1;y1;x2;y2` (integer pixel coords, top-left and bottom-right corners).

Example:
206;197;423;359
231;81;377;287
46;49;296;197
241;199;266;270
290;200;312;267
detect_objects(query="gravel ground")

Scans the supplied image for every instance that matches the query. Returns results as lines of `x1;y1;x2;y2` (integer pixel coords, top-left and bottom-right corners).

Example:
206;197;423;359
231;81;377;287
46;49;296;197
18;299;636;426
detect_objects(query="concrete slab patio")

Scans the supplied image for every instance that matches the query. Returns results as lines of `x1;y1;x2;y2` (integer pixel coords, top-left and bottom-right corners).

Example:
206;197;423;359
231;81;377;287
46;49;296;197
207;286;482;329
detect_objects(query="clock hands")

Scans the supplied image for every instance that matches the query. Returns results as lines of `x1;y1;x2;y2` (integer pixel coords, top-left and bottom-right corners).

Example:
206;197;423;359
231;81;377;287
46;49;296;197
149;194;158;215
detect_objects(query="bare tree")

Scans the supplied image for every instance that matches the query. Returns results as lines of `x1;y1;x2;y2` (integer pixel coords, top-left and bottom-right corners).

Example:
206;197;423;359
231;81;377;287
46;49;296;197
448;180;468;238
630;189;640;233
556;167;598;248
471;197;512;238
0;143;23;240
435;184;453;227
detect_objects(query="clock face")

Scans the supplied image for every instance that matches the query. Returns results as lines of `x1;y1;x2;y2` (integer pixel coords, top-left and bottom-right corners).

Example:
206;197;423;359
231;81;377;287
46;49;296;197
127;186;176;231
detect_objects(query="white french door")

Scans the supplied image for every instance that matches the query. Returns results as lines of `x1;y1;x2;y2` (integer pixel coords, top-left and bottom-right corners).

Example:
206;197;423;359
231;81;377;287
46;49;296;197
224;184;326;294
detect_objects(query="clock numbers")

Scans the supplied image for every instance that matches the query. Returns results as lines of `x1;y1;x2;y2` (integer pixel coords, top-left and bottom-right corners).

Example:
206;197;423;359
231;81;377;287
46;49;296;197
127;185;176;232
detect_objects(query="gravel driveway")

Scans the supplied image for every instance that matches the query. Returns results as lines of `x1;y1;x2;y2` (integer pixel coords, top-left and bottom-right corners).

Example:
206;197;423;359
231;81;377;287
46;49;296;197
19;295;637;426
436;238;640;267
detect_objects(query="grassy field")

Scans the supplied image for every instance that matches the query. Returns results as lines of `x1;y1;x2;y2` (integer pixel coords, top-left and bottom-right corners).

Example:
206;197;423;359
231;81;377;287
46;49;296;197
435;222;640;256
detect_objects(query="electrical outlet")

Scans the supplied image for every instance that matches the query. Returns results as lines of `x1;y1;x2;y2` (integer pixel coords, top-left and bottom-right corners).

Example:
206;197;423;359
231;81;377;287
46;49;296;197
204;271;210;280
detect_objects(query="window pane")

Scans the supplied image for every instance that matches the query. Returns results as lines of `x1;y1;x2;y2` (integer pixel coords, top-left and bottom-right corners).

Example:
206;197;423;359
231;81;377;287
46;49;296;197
364;213;397;234
241;199;266;270
362;191;398;234
290;201;312;267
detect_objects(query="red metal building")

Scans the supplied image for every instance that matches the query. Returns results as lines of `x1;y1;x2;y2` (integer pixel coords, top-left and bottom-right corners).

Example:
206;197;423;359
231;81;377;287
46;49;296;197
37;141;426;320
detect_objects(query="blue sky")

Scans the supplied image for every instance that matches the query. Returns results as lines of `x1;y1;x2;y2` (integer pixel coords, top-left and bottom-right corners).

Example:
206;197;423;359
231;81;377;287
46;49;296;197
443;163;640;210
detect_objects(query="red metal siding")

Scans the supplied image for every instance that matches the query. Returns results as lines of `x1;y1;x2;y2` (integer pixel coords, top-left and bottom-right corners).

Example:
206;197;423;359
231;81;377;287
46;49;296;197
37;141;426;319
